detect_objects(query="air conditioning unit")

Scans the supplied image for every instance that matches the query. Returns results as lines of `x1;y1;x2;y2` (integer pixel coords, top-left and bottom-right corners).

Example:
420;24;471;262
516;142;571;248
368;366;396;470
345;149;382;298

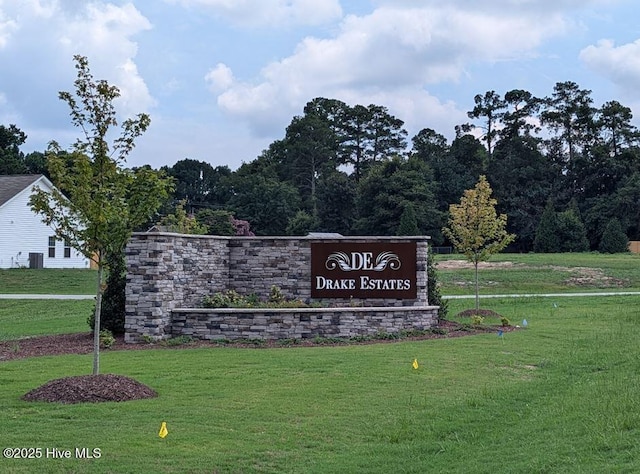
29;253;44;269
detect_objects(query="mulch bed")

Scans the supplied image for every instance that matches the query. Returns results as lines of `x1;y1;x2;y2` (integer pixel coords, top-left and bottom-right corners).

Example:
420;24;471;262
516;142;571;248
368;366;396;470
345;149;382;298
21;374;157;404
2;318;515;404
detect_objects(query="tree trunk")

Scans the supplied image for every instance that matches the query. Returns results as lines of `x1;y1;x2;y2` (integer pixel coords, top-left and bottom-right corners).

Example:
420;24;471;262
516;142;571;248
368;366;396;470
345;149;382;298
474;259;480;311
92;258;104;375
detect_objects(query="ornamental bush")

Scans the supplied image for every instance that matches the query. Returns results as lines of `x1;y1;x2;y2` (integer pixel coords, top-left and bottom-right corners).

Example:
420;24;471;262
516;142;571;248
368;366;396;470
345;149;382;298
202;287;316;309
88;250;126;335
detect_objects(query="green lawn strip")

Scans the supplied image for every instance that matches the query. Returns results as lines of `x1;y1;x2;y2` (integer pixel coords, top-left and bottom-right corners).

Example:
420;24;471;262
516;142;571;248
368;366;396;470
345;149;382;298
436;252;640;295
1;296;639;473
439;267;578;295
0;300;93;341
436;251;640;268
0;269;96;295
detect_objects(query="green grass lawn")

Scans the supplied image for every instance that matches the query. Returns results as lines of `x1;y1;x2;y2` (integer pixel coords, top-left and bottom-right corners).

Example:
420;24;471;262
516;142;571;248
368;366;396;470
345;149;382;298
1;296;639;472
0;300;93;341
0;269;96;295
1;253;640;472
435;252;640;295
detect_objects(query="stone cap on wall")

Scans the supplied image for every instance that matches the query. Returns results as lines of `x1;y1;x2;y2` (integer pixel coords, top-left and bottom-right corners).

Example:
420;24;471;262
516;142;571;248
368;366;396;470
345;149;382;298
132;232;431;241
172;305;440;314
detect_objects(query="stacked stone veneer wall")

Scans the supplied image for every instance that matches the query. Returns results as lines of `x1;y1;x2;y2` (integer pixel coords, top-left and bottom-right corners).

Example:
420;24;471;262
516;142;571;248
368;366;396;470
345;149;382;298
125;233;438;342
170;307;437;341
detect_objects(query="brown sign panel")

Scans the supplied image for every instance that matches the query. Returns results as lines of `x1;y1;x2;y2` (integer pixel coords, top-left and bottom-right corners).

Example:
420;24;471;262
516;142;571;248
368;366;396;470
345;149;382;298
311;242;417;299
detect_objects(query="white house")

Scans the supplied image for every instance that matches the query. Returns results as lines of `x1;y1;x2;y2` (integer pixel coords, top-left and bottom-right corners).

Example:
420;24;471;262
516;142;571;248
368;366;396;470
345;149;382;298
0;174;90;269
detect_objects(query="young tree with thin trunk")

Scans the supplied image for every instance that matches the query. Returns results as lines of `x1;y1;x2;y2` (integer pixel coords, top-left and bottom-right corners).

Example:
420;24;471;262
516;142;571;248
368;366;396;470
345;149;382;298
30;55;172;375
443;175;515;310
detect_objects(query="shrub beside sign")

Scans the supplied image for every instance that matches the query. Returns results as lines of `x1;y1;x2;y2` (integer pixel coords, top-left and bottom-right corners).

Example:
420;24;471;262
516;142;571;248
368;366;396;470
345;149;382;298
311;242;417;299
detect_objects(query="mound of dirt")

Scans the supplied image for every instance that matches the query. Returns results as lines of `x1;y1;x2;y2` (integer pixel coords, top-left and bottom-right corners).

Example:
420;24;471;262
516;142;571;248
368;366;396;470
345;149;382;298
21;374;157;404
436;260;519;270
456;308;504;319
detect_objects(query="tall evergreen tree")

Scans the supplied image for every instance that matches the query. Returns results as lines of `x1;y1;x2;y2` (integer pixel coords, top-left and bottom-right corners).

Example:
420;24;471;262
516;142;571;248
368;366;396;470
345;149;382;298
228;173;300;235
281;112;337;215
598;100;639;157
533;200;560;252
355;156;441;238
467;90;506;158
541;81;596;165
488;135;553;251
163;159;232;211
556;208;589;252
342;104;408;181
599;218;628;253
315;169;355;235
396;203;420;236
425;132;486;216
0;124;28;174
411;128;453;214
540;81;596;199
500;89;541;140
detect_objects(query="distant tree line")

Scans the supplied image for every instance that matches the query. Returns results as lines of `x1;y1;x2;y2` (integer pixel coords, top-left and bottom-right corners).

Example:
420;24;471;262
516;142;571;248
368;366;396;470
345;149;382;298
3;81;637;252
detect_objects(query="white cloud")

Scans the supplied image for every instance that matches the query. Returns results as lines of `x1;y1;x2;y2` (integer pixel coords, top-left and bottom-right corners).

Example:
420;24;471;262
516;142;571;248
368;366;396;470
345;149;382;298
130;114;271;169
0;11;17;48
213;3;574;138
18;0;58;18
336;87;467;140
57;3;154;114
5;0;636;170
0;0;154;140
205;63;235;92
116;58;158;114
166;0;342;27
580;38;640;97
217;81;281;136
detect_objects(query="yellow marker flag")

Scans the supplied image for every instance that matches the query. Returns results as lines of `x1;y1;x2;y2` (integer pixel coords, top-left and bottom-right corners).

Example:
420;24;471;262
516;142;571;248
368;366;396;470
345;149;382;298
159;421;168;439
412;358;419;370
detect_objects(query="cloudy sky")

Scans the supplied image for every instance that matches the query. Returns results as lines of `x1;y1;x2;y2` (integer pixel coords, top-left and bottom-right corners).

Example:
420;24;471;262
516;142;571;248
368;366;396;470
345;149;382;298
1;0;639;170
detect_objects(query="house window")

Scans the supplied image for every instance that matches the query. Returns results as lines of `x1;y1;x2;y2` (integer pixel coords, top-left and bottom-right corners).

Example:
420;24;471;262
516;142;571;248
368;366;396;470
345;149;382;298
64;239;71;258
48;236;56;258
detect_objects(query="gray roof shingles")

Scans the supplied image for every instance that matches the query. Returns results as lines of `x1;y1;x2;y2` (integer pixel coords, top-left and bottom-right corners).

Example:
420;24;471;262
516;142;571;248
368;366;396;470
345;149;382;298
0;174;43;208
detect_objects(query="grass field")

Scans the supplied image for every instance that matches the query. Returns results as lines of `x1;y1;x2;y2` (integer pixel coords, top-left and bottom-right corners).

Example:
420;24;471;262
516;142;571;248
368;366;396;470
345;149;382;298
0;268;96;295
1;254;639;472
435;252;640;295
0;300;92;341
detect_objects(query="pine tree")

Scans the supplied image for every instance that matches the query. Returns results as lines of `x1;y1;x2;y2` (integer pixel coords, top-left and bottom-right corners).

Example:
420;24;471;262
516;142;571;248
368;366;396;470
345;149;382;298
557;209;589;252
599;218;628;253
533;199;560;252
397;203;420;236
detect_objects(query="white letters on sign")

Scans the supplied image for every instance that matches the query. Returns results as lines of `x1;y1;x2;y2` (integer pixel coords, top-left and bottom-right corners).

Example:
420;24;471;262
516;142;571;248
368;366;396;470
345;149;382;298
325;251;401;272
